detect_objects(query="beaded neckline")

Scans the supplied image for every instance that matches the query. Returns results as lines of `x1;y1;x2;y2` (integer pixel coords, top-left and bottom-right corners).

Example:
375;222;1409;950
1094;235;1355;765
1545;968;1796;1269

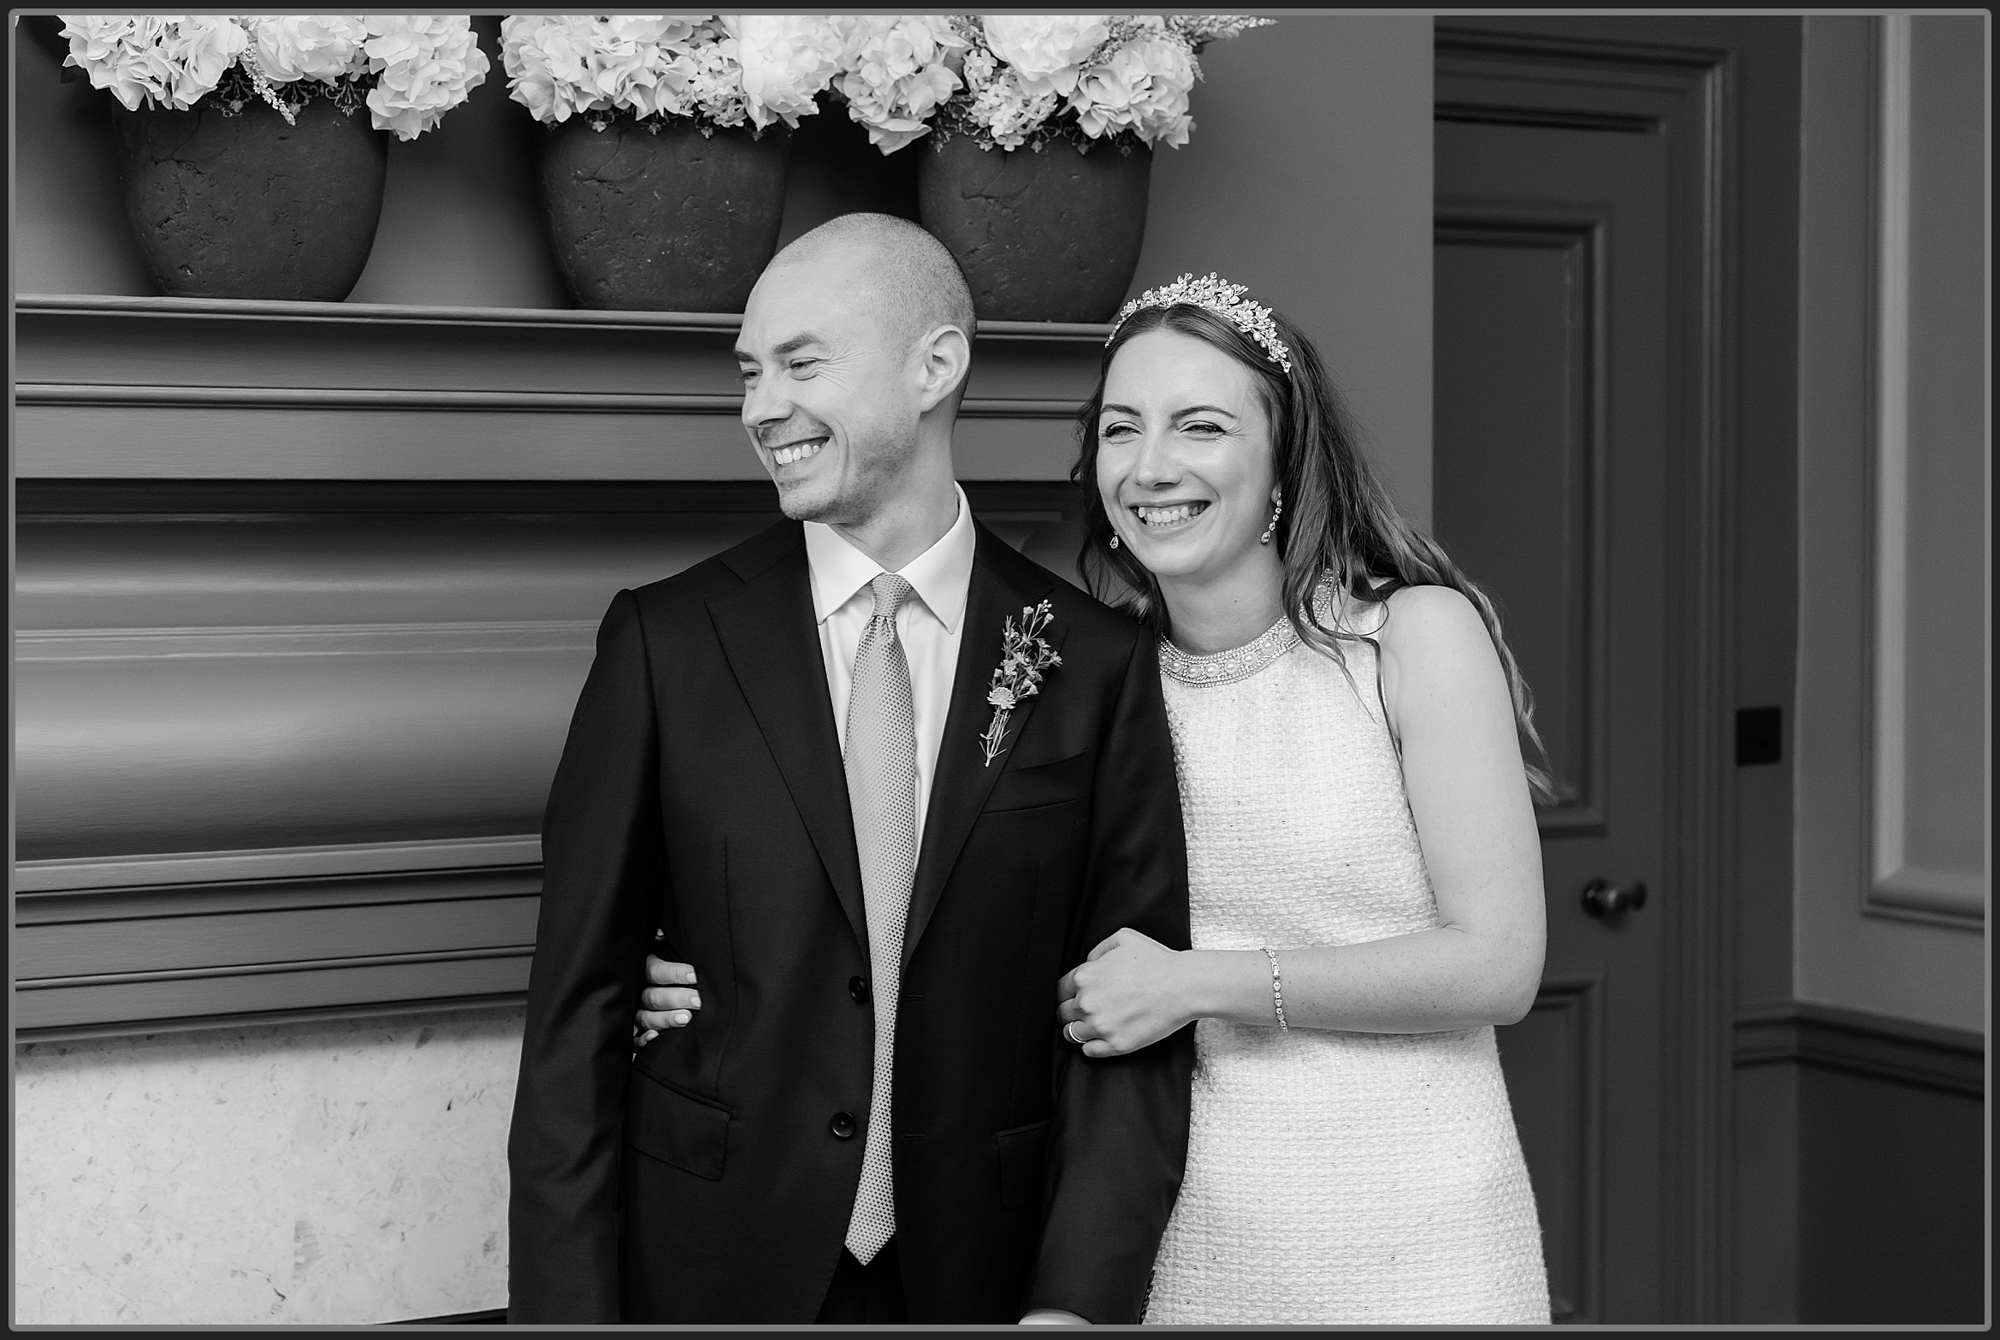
1158;614;1301;687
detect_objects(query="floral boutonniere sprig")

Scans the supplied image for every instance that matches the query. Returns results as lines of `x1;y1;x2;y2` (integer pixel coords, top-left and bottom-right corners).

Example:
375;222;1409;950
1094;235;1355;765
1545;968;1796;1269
981;599;1062;767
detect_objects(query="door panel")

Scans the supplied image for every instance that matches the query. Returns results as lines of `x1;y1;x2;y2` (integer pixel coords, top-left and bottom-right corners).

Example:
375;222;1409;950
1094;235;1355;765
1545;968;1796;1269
1433;222;1605;827
1436;47;1693;1325
1497;975;1605;1321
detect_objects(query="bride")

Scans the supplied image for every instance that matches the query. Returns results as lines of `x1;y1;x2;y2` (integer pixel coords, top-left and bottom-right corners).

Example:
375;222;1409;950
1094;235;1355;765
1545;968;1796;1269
639;273;1552;1325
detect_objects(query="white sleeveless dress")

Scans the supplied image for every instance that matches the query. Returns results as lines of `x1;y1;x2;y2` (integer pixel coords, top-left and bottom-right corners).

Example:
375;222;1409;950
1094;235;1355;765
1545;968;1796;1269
1142;605;1551;1325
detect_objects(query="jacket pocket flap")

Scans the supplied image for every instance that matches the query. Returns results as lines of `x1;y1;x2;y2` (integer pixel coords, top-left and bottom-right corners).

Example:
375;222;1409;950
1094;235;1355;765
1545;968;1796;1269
996;1116;1052;1209
624;1069;730;1181
985;748;1093;813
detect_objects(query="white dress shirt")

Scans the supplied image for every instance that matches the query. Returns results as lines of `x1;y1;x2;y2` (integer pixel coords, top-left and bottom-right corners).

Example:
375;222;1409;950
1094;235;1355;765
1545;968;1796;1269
805;486;976;845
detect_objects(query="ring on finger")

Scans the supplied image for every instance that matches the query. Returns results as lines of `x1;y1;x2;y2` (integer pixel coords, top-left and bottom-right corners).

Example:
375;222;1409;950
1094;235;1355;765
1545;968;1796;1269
1064;1020;1086;1045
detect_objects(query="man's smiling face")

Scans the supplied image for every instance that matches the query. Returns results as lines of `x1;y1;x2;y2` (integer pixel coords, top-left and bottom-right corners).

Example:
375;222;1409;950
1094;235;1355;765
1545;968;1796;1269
735;247;924;527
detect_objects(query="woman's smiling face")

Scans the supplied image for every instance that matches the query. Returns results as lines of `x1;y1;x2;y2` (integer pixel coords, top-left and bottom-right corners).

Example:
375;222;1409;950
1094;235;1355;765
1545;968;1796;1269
1096;328;1280;586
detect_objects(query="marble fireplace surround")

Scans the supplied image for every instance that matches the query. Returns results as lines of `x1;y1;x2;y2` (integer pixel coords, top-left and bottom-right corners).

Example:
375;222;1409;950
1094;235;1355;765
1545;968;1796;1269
14;296;1099;1325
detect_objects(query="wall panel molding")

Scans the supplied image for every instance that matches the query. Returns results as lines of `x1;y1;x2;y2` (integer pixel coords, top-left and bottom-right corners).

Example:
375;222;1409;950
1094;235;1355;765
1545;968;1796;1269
1861;16;1988;928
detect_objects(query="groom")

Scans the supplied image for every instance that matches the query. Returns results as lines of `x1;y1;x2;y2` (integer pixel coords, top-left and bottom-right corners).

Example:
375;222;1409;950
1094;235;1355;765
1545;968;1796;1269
506;213;1193;1324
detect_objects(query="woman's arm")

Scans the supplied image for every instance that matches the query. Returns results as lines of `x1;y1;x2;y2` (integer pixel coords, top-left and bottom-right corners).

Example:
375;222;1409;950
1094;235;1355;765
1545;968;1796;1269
1059;585;1546;1054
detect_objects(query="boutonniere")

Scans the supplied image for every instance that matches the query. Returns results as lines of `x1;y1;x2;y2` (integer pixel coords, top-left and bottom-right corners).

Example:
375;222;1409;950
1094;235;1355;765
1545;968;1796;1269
980;599;1062;767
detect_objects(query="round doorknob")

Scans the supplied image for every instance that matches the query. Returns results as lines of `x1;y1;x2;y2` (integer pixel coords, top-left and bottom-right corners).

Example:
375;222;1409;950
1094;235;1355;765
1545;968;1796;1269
1581;878;1648;919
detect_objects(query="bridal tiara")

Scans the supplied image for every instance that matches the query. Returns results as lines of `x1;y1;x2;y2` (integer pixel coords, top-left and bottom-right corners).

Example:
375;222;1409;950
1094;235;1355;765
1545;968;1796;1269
1109;272;1294;375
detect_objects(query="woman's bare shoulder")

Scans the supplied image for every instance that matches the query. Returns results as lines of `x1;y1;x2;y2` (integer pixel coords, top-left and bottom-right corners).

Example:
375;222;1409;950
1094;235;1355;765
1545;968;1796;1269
1369;584;1507;728
1372;583;1490;657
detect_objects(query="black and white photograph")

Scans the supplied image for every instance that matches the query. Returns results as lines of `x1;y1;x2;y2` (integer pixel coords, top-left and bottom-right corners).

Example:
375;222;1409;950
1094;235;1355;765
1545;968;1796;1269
9;9;1988;1327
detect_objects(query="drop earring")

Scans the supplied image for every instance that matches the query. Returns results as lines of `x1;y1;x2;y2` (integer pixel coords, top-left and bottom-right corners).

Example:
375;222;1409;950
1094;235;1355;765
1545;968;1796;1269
1260;494;1283;545
1109;533;1120;550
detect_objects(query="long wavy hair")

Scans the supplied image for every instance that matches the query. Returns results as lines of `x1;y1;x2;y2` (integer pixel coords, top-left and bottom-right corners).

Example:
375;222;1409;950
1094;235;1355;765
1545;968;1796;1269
1071;302;1558;804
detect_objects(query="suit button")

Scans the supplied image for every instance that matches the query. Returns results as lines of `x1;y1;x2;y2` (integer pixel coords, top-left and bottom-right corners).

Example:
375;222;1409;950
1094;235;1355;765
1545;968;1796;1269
830;1112;858;1139
848;976;870;1004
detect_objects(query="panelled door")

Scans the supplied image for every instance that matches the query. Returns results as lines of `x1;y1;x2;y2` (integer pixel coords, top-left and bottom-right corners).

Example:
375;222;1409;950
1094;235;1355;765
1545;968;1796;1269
1433;24;1729;1322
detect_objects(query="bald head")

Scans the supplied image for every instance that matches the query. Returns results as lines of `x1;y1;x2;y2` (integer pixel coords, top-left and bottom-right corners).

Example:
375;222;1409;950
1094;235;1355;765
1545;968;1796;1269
736;211;977;540
768;212;977;358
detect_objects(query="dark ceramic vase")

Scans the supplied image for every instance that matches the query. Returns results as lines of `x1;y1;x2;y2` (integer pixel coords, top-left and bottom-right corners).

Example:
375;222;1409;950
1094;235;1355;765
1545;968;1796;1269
917;134;1152;322
112;96;388;301
538;118;791;312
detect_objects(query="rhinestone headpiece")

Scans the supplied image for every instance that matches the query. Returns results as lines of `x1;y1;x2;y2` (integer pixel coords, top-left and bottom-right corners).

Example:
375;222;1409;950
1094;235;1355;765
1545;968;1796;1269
1109;272;1294;374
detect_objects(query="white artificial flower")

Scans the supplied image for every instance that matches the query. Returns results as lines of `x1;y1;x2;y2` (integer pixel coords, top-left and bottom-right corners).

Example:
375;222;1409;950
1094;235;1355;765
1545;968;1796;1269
980;14;1110;99
66;14;252;112
59;14;138;67
1127;33;1197;146
729;14;841;130
501;15;772;128
683;33;752;126
361;14;489;141
163;16;249;109
965;63;1058;151
961;46;997;88
60;15;163;110
56;12;484;133
832;14;965;154
589;15;667;114
499;16;566;122
246;15;368;85
1069;31;1194;146
59;15;141;85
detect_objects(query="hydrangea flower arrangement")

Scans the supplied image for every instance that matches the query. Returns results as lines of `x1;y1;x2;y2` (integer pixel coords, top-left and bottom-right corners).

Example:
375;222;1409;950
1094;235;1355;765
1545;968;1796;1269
829;16;969;154
939;14;1271;153
498;15;844;136
56;15;490;141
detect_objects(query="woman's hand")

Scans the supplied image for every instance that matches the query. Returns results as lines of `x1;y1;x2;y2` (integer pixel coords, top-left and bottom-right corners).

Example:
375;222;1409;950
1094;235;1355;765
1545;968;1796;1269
1055;927;1195;1058
634;953;700;1046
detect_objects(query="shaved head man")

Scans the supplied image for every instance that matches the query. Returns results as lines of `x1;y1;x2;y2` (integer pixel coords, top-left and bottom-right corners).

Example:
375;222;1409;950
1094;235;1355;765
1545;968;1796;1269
736;214;977;557
510;213;1193;1326
770;212;978;358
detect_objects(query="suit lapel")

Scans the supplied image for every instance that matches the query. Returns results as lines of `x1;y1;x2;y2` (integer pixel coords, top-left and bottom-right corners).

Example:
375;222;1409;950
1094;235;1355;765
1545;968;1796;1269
707;530;868;952
903;525;1060;968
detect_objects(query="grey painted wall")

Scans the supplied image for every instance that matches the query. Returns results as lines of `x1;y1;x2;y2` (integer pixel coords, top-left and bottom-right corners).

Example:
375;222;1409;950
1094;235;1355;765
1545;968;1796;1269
1795;1063;1984;1323
1133;17;1434;528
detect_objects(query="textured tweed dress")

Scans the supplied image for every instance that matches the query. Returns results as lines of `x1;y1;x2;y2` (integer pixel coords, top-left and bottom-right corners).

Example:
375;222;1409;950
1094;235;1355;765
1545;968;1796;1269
1142;603;1550;1325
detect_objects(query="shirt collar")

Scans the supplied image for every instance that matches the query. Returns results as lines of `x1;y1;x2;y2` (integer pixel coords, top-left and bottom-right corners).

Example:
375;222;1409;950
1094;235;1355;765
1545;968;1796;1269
803;485;976;634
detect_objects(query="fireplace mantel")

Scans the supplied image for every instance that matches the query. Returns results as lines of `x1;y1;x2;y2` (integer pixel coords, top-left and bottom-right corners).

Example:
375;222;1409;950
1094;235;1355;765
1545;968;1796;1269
13;294;1110;481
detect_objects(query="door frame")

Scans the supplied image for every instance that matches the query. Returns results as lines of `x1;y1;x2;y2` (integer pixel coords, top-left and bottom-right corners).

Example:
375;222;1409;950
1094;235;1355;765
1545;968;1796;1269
1437;19;1777;1321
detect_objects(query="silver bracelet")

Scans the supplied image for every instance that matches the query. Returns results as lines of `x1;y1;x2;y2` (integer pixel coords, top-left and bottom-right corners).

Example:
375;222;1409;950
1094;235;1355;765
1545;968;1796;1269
1260;947;1290;1031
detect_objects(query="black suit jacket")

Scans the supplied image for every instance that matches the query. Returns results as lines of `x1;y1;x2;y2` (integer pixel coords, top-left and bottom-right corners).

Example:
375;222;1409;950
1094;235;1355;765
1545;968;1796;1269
506;517;1193;1324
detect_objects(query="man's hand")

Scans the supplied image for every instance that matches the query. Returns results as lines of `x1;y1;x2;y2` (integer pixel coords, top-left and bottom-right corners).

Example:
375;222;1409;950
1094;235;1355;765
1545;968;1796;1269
1055;926;1194;1058
634;951;700;1046
1020;1309;1090;1324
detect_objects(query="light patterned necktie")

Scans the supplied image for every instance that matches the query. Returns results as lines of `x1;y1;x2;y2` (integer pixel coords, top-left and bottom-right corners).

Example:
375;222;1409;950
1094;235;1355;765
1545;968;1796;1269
842;573;920;1264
